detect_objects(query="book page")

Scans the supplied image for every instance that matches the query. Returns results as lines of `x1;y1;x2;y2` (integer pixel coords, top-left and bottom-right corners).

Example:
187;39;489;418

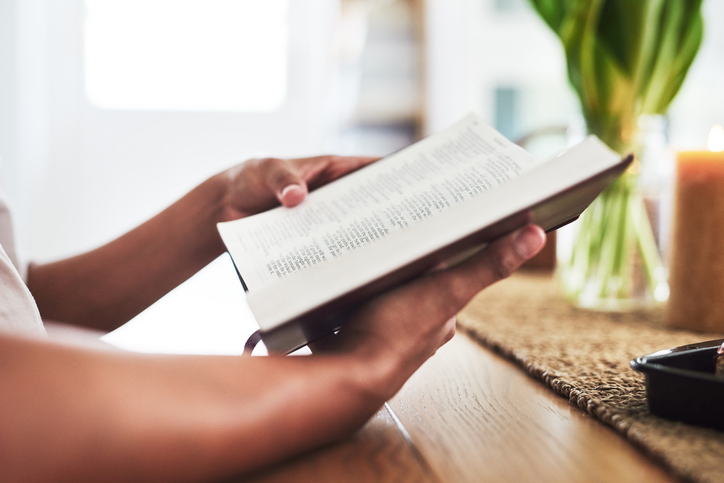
247;137;625;338
218;113;538;291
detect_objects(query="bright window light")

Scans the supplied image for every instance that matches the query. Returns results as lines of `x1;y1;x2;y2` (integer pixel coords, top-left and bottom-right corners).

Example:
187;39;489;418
84;0;288;111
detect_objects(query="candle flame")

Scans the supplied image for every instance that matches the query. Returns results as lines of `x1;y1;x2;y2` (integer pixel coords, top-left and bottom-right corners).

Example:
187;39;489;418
709;125;724;152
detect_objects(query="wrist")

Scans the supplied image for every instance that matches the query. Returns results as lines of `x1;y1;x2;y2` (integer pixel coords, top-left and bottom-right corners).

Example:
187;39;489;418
204;169;238;224
314;328;423;403
340;341;409;404
175;172;232;261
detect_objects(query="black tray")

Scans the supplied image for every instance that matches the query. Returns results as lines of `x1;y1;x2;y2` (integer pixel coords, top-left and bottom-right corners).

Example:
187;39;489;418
630;338;724;430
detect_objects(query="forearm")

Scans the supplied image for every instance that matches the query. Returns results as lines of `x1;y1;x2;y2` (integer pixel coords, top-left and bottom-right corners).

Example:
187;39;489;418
3;224;546;481
0;334;396;482
25;155;378;331
27;173;231;331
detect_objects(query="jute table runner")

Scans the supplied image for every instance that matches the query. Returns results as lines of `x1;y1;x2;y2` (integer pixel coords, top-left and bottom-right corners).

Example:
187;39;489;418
458;272;724;483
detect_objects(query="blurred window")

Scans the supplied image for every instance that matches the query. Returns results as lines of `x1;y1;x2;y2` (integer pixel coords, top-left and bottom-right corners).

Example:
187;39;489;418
493;0;527;13
84;0;288;111
494;86;520;140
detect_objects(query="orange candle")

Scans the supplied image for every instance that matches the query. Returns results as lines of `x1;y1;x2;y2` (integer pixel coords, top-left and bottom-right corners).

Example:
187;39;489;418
667;126;724;332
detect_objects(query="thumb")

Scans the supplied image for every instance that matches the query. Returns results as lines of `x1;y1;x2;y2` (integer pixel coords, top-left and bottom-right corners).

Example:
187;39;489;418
278;183;308;207
259;158;309;207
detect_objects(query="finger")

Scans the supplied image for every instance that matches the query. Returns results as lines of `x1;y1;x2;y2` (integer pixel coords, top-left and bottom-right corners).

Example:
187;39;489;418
428;224;546;314
258;158;309;207
279;184;307;207
297;155;380;189
323;155;379;178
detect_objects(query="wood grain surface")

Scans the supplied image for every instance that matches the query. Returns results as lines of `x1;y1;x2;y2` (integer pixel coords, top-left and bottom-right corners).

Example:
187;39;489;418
234;332;676;483
237;405;439;483
388;333;675;483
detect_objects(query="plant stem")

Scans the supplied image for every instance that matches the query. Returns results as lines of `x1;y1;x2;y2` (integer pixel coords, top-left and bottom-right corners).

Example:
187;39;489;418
559;172;665;308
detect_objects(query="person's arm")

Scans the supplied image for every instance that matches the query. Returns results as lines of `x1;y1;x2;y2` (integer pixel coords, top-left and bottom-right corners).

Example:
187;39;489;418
0;224;545;482
26;156;376;331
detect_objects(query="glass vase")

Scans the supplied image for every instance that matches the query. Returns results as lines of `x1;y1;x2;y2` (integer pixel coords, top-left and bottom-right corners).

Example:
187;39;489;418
556;115;671;311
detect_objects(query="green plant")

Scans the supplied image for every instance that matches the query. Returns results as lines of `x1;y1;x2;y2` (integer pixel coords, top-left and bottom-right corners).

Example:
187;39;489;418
528;0;704;308
530;0;703;152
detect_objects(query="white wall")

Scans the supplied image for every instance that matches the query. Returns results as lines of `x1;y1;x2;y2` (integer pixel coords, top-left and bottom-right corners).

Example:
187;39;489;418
0;0;341;262
668;0;724;149
422;0;571;136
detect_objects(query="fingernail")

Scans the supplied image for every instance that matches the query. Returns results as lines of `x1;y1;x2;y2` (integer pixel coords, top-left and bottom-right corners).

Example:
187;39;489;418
514;225;545;258
280;184;305;205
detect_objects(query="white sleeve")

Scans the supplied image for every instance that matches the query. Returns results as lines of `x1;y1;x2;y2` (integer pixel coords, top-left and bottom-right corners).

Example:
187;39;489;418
0;188;28;281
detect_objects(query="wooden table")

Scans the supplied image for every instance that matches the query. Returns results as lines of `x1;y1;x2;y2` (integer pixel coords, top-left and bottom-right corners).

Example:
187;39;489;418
241;332;674;483
97;257;675;482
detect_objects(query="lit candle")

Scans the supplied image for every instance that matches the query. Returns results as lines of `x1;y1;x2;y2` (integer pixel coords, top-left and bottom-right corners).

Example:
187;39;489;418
667;125;724;332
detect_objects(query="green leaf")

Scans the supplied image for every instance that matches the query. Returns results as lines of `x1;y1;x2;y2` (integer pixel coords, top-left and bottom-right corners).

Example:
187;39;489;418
596;0;645;76
526;0;703;146
527;0;569;32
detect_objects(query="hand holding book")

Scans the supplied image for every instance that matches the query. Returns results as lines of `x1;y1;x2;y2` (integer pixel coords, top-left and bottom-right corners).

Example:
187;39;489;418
220;154;379;220
310;224;545;383
219;113;632;353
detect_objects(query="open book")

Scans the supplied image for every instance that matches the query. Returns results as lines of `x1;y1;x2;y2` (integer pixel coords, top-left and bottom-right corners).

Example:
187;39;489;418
218;113;632;354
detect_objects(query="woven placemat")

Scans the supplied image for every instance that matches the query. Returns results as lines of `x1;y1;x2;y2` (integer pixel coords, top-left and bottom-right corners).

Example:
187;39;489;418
457;272;724;483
